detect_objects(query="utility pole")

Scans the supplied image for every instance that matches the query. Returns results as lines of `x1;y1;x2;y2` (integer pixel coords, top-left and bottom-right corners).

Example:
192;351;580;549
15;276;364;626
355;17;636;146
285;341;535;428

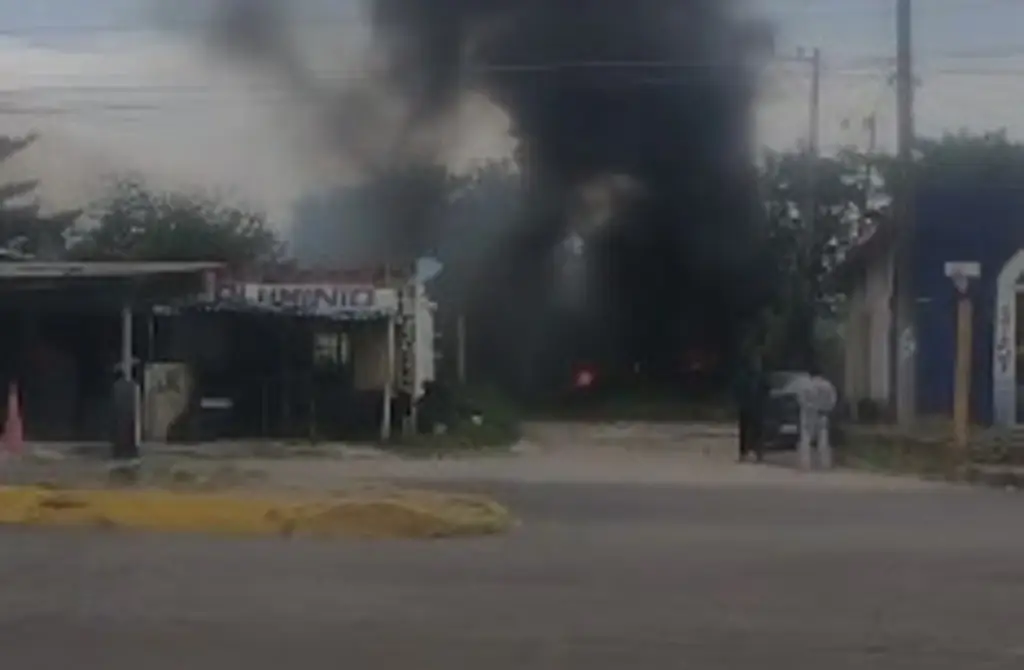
801;47;822;222
893;0;917;427
862;113;877;215
794;47;822;188
865;113;878;155
796;46;822;369
807;48;821;162
456;313;467;385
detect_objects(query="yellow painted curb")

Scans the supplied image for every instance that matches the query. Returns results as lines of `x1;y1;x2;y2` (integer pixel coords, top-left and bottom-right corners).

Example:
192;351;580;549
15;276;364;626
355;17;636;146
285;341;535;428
0;486;514;539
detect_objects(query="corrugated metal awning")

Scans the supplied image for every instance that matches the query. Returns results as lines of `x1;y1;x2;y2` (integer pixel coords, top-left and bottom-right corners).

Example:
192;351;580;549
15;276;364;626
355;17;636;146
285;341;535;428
0;261;222;279
157;297;395;322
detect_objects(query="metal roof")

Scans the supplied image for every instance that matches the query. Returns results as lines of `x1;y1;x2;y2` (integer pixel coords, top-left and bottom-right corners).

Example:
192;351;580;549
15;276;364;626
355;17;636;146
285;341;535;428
0;261;222;279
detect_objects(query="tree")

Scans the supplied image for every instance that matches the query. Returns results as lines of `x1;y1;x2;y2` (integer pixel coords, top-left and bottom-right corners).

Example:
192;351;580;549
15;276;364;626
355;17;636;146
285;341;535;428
70;179;282;268
877;129;1024;189
0;134;79;259
757;149;874;368
761;130;1024;370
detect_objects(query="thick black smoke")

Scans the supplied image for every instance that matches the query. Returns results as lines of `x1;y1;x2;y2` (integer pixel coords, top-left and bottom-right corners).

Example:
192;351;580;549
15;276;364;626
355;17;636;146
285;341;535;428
210;0;773;390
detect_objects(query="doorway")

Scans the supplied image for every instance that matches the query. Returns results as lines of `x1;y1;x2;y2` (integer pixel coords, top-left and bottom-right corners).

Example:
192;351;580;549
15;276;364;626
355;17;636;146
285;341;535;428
1015;291;1024;424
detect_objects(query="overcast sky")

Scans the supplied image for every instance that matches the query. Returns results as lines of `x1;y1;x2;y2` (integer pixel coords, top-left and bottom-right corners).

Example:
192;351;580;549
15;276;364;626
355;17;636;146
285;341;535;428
0;0;1022;223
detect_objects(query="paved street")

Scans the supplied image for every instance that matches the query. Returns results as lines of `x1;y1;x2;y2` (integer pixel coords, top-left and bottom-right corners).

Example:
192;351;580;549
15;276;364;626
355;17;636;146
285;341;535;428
2;466;1023;668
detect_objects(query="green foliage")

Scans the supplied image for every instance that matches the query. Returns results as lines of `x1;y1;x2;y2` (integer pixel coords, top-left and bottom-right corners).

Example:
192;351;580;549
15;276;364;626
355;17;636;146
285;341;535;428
842;424;1024;487
0;134;80;258
754;130;1024;368
455;385;523;443
395;385;523;452
877;130;1024;189
70;179;282;267
531;393;735;423
756;150;872;366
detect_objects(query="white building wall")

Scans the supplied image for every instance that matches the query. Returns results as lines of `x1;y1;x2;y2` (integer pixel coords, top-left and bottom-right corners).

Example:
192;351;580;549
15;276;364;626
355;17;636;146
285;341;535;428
844;248;893;405
864;249;893;402
843;283;867;402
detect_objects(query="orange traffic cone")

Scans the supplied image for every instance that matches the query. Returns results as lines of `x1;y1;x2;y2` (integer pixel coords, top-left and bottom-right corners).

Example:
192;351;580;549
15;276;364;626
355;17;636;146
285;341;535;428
2;382;24;455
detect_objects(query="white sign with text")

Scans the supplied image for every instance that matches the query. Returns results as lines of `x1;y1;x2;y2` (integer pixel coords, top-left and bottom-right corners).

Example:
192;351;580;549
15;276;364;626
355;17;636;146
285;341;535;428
219;283;398;316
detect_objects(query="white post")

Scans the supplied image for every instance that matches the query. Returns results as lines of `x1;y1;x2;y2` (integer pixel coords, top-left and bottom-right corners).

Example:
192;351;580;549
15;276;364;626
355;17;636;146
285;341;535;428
456;313;466;385
121;304;133;380
817;415;833;470
121;304;141;448
381;314;395;441
407;281;419;435
797;405;813;471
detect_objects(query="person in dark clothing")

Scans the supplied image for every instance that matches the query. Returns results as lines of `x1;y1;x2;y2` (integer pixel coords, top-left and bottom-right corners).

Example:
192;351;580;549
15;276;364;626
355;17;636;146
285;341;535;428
735;350;768;462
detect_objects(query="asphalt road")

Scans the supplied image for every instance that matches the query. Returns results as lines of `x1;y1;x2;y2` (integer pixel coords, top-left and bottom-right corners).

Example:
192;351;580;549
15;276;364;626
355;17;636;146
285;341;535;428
2;480;1023;668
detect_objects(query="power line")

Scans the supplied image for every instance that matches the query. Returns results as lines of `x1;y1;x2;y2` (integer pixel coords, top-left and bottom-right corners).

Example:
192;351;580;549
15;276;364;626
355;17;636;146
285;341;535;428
3;13;1024;70
7;66;1024;121
9;59;1024;98
0;0;1001;36
769;0;1015;15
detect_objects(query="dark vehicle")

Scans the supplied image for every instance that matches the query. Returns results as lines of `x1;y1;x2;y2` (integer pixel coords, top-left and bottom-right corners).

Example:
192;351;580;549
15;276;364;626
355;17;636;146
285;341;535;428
761;370;807;452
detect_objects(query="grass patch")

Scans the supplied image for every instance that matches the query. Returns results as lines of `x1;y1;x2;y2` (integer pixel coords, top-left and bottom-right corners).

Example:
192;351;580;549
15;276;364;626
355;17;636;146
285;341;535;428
388;385;523;453
838;425;1001;481
530;393;735;423
839;438;958;479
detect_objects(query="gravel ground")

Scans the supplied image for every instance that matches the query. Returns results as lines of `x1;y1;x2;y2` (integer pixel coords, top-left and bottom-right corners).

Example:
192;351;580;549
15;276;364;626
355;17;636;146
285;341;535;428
2;424;1022;667
2;420;946;493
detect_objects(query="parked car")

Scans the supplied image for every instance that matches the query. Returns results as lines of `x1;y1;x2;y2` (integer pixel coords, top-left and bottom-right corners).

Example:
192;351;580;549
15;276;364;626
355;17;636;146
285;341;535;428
761;370;809;452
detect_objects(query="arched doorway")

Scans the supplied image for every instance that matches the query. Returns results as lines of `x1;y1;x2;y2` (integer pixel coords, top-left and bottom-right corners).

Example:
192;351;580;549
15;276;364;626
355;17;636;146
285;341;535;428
993;249;1024;425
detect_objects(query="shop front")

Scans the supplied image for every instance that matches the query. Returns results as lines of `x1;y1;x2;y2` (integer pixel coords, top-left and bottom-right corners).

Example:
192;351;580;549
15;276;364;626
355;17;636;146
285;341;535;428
145;279;411;442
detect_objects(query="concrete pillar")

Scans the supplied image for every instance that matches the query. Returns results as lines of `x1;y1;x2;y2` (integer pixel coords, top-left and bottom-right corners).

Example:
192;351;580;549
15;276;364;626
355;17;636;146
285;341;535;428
112;302;140;461
121;304;133;380
381;315;395;441
817;416;833;470
797;406;813;471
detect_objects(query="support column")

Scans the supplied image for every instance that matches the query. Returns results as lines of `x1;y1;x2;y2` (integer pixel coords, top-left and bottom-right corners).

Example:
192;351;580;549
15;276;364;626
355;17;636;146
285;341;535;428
397;279;418;436
797;406;813;471
121;304;133;381
112;302;140;461
407;281;419;435
817;416;833;470
456;313;467;385
381;315;395;441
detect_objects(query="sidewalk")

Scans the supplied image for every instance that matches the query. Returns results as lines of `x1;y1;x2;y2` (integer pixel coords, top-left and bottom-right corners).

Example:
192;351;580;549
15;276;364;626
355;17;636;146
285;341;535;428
3;440;946;494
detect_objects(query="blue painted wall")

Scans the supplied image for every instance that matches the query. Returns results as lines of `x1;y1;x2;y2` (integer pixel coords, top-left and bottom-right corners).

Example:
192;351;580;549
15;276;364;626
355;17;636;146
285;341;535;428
913;188;1024;424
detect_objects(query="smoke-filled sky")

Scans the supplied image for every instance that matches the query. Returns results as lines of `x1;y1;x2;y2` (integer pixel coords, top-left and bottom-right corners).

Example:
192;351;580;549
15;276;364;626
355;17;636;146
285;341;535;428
0;0;1022;222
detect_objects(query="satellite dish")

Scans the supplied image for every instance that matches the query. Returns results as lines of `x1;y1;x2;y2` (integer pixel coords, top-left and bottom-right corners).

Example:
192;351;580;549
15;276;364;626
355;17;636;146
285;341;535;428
415;257;444;282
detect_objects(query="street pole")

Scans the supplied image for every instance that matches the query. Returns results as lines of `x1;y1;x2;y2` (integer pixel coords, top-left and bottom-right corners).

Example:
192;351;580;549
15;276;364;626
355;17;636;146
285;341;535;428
952;289;973;453
861;113;877;233
944;261;979;460
796;47;821;369
893;0;917;427
803;46;822;228
808;48;821;163
797;47;822;219
456;313;467;385
381;314;394;441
